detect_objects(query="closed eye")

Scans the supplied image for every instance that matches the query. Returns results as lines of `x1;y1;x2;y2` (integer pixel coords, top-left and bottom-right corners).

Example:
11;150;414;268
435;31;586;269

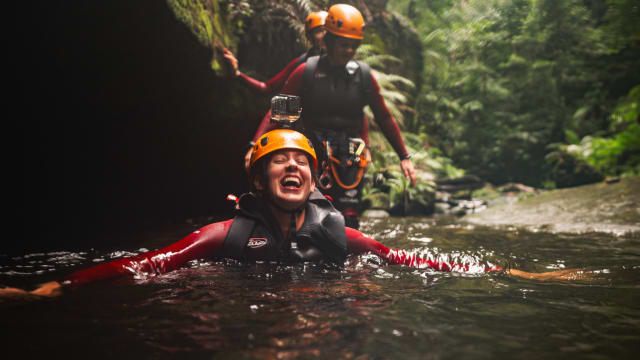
294;156;308;166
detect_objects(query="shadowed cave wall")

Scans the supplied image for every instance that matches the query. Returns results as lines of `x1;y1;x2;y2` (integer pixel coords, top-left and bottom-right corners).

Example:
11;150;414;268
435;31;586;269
20;0;259;254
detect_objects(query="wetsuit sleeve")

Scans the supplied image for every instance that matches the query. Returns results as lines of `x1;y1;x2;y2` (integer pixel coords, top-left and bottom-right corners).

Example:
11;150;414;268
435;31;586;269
367;74;409;159
361;115;370;146
345;227;501;273
251;63;306;142
60;220;233;287
238;56;303;95
252;110;274;143
238;73;269;94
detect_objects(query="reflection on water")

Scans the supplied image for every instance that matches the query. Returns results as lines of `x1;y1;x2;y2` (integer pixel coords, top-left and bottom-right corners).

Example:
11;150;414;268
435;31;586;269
2;217;640;359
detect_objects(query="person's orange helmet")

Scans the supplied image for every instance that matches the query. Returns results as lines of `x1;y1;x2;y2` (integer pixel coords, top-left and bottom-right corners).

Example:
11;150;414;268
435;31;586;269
325;4;365;40
250;129;318;172
305;11;328;33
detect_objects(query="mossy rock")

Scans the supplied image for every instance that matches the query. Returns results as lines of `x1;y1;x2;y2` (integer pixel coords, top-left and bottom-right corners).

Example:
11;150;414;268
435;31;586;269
549;151;604;188
362;192;390;210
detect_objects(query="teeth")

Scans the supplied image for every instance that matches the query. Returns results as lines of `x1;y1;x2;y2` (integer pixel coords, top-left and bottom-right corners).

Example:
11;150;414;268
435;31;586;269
282;176;301;187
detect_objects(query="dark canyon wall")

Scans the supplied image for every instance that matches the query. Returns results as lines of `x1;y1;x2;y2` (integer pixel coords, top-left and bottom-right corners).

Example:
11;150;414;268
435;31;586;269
19;1;259;254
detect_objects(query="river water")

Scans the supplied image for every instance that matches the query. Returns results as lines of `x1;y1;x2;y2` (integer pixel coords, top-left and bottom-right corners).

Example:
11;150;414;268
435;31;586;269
2;216;639;359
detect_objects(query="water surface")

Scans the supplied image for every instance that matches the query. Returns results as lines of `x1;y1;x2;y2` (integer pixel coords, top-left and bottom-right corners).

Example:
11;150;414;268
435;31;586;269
2;217;639;359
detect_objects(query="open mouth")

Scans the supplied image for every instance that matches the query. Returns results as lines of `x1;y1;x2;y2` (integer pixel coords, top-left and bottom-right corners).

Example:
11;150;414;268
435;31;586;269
281;176;302;189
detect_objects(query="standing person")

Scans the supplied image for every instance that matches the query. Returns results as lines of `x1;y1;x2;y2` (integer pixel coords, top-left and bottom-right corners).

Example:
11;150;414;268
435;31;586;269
223;11;328;95
224;10;374;168
245;4;416;229
1;130;586;297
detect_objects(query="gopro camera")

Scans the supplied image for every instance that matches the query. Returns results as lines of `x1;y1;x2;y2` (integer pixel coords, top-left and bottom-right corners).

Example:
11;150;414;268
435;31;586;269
270;94;301;128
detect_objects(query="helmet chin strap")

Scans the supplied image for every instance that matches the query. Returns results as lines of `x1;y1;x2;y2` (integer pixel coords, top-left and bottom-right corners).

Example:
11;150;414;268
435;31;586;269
266;193;307;215
264;192;311;242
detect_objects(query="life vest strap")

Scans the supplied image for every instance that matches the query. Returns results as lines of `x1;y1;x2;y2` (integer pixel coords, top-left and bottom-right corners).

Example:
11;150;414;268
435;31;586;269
221;216;256;259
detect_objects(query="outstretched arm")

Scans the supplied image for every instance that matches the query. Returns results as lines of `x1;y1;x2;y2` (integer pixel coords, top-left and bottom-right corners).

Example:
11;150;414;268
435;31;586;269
0;220;233;297
345;227;499;272
0;281;62;298
345;227;591;280
62;220;232;287
224;48;304;95
506;268;593;281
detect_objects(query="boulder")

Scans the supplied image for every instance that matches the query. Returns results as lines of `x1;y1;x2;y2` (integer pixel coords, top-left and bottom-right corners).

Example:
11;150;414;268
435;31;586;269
362;209;390;218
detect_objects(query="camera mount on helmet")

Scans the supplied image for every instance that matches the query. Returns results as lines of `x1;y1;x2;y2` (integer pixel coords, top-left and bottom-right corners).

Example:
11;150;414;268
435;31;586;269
270;94;302;129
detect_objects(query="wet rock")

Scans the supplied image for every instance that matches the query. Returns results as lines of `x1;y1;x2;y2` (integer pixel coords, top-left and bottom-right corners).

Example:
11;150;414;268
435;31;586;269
362;192;390;210
605;176;621;184
442;199;488;216
547;151;604;188
435;191;451;203
436;174;485;192
362;209;390;218
464;176;640;235
434;202;451;214
464;199;487;209
449;206;467;216
498;182;538;194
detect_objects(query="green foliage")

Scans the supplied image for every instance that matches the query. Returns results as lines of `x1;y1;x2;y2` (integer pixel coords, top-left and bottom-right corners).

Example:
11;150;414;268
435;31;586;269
601;0;640;51
166;0;243;73
362;130;465;214
610;85;640;131
590;86;638;174
167;0;315;75
356;44;415;129
545;147;605;188
546;85;640;182
390;0;640;187
167;0;640;190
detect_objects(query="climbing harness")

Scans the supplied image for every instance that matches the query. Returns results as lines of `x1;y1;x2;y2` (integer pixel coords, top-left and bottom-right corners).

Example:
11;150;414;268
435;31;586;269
318;137;368;191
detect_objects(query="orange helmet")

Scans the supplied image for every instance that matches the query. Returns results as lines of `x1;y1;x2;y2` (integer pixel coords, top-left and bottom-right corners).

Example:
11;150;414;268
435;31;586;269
250;129;317;172
305;11;328;33
325;4;365;40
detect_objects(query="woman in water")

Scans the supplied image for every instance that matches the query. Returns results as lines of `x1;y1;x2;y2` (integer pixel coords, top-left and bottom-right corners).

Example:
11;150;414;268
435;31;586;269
2;130;586;298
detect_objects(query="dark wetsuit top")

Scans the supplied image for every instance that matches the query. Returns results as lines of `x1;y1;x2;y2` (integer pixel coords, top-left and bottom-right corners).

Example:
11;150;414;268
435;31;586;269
239;50;370;146
220;191;349;264
251;56;408;159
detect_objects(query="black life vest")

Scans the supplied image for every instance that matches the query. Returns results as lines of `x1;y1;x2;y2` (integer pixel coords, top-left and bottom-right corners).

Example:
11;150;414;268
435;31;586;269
293;52;310;69
292;46;325;72
299;55;372;136
220;190;349;264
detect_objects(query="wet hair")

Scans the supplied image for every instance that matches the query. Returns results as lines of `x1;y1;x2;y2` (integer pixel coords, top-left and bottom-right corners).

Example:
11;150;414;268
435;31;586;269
249;156;270;193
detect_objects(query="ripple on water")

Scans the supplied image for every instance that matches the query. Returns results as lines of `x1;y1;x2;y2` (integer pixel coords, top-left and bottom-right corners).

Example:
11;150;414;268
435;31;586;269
3;217;640;359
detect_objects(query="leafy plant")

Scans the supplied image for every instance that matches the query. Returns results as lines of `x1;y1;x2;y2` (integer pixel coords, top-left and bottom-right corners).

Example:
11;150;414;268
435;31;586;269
356;44;415;129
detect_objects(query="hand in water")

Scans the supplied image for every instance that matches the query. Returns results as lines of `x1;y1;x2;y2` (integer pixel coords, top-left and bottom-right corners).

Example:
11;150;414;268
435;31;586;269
508;268;595;281
0;281;62;298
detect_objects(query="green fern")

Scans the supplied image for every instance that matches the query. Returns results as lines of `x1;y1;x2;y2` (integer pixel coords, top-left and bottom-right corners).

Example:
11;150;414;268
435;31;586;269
357;45;415;130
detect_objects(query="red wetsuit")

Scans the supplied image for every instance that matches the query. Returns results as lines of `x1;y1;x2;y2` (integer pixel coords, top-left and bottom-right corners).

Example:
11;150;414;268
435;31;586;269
62;220;501;287
251;61;406;158
238;49;321;95
239;55;303;95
